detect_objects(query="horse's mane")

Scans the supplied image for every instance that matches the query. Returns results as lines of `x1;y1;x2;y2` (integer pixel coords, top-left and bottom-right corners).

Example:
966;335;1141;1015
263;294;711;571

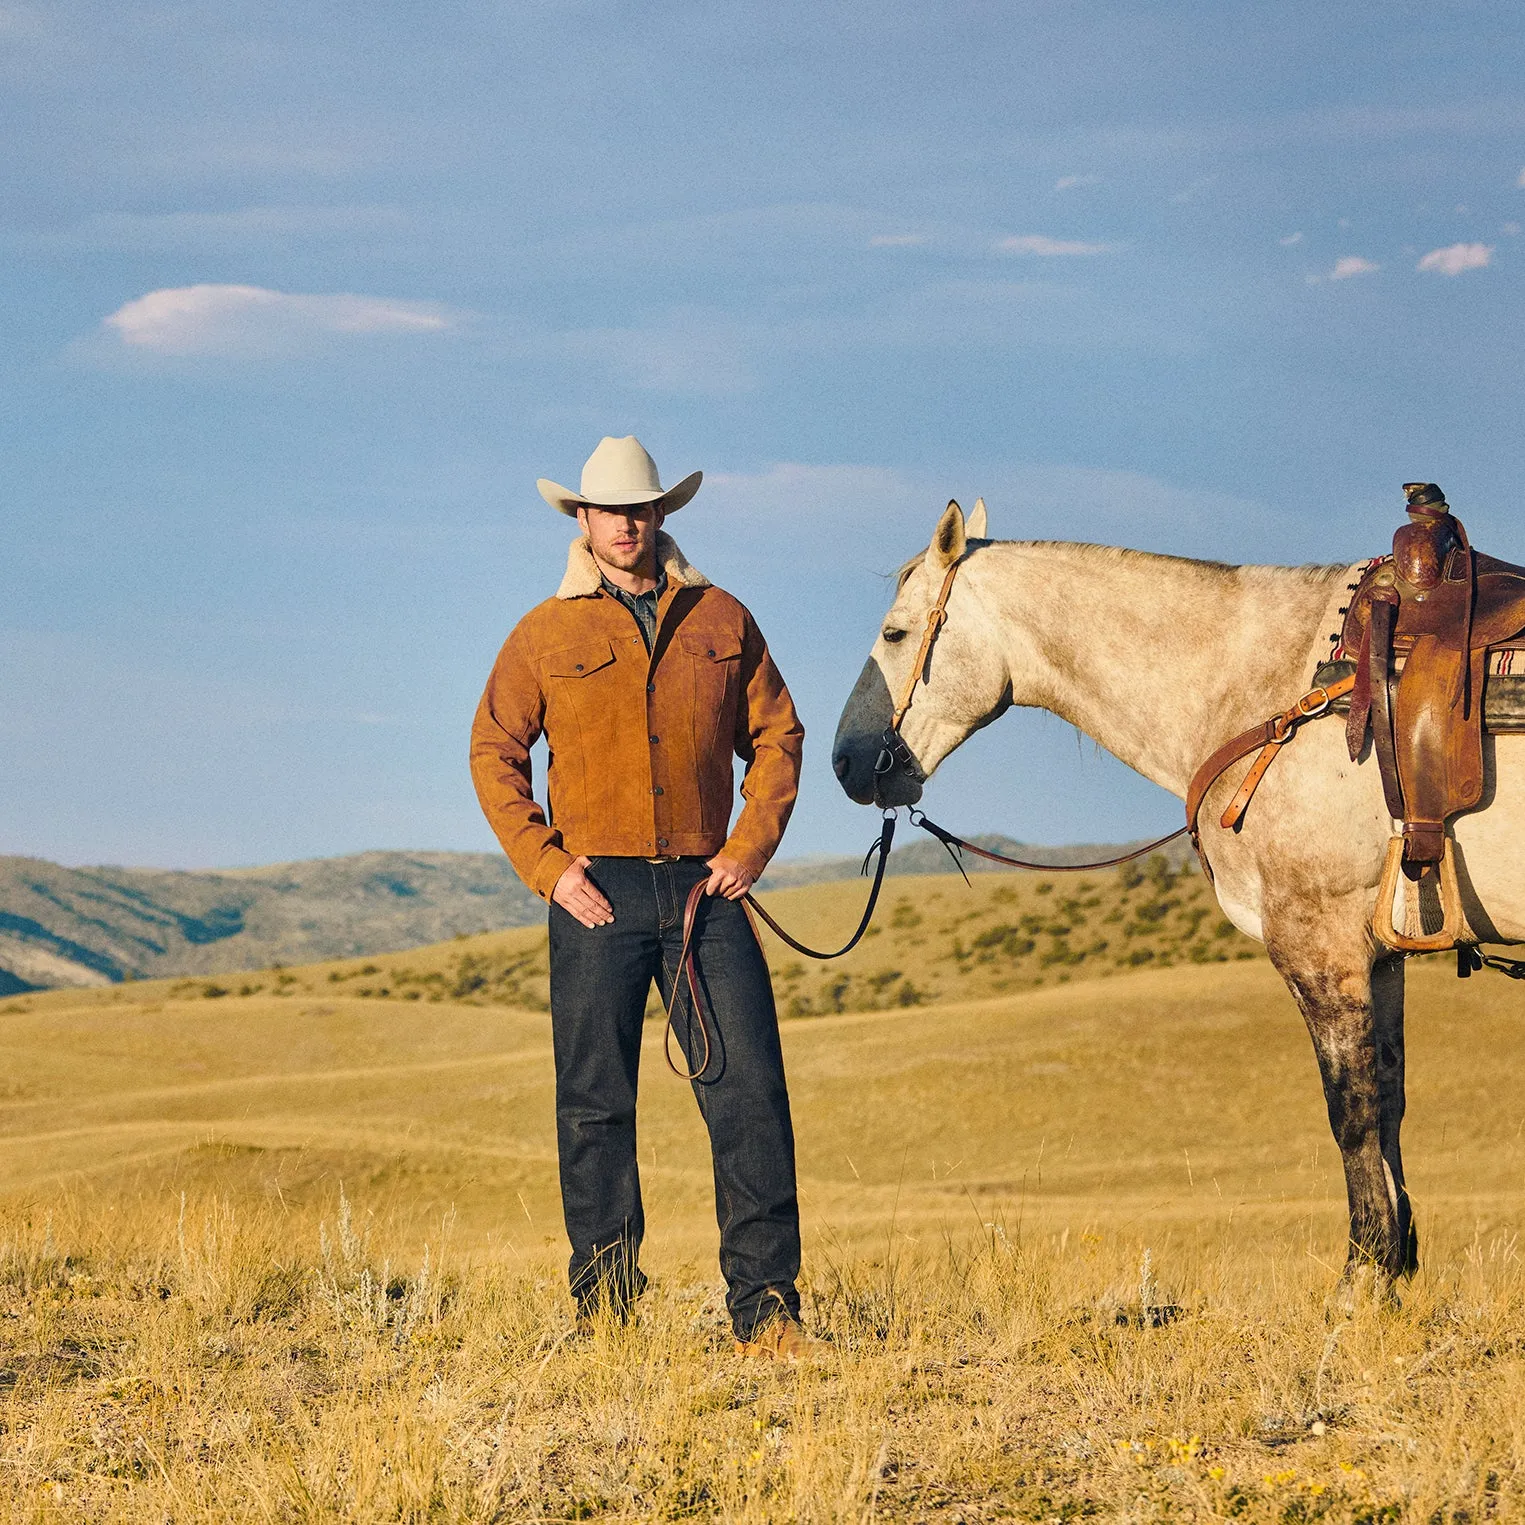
892;538;1341;590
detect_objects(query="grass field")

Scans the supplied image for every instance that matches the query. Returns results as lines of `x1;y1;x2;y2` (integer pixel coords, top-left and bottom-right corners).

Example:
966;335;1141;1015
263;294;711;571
2;868;1525;1520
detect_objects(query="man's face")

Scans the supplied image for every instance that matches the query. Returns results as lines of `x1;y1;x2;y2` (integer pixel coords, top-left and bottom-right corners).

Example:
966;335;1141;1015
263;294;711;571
578;503;664;573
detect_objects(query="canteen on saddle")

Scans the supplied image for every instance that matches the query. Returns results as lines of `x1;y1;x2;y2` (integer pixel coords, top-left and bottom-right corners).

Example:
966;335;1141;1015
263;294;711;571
1310;484;1525;950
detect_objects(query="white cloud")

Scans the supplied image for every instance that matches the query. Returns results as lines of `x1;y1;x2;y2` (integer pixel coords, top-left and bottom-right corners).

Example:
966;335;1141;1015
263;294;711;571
1279;232;1304;246
1329;255;1380;280
1417;242;1494;276
1504;222;1522;236
1054;175;1100;192
869;233;927;247
99;284;455;357
997;234;1114;257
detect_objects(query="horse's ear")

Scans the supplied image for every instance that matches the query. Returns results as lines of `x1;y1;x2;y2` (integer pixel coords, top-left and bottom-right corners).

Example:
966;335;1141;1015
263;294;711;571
966;497;988;539
925;499;967;572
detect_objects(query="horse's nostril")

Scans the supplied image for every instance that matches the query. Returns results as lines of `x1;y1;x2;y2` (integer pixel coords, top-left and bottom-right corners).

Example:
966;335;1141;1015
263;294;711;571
832;754;851;782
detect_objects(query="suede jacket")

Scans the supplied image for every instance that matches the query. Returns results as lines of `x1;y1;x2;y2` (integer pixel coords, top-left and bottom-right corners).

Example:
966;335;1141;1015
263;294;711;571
470;533;804;901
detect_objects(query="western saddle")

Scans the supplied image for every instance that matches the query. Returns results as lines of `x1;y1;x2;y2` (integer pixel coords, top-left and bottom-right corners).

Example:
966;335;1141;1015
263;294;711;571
1321;484;1525;950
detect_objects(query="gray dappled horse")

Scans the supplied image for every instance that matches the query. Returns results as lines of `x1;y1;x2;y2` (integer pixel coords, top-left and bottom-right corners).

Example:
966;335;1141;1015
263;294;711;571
833;500;1525;1290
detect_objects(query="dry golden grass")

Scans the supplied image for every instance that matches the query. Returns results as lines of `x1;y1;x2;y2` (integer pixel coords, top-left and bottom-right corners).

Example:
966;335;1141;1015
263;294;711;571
2;877;1525;1520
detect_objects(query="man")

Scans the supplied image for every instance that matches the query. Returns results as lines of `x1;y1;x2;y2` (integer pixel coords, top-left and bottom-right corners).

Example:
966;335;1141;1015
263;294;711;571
470;435;809;1359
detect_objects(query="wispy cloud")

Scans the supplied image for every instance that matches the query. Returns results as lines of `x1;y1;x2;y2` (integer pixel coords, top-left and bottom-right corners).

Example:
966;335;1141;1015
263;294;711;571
1279;232;1304;246
1518;167;1525;188
42;204;408;253
1170;176;1216;204
1054;174;1099;192
704;461;1288;564
99;284;455;357
869;233;927;247
1417;242;1493;276
1329;256;1380;280
554;312;754;395
0;5;44;37
997;234;1115;257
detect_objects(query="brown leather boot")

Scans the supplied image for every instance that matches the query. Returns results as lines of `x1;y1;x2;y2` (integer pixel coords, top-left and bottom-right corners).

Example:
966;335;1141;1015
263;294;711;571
734;1316;813;1362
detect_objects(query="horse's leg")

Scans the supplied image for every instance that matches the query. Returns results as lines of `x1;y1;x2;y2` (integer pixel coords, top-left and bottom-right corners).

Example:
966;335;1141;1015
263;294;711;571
1372;952;1419;1274
1264;902;1405;1284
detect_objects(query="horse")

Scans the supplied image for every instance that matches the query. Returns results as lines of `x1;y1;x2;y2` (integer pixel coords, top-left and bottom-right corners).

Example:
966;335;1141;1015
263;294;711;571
832;498;1525;1289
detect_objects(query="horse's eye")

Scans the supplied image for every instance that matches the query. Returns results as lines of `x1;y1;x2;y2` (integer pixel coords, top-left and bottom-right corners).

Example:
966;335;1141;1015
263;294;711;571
881;627;908;644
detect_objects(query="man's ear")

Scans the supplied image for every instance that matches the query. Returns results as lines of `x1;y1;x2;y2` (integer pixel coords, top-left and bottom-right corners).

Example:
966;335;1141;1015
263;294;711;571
576;506;590;536
653;507;666;533
923;499;967;573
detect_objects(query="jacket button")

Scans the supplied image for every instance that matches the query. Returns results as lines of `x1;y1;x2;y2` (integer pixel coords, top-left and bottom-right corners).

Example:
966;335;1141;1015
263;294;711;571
647;682;655;693
706;648;716;658
574;663;584;672
649;735;659;744
652;786;664;796
657;838;668;848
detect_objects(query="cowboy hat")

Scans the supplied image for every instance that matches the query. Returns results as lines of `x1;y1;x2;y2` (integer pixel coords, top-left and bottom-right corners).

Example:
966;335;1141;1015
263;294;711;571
537;436;703;516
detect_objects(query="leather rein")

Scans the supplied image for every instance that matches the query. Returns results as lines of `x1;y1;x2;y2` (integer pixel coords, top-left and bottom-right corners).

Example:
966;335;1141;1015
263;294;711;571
663;554;1365;1081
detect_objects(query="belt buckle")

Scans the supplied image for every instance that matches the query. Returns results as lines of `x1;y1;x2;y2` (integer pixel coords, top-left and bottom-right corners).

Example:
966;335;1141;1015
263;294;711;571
645;854;680;864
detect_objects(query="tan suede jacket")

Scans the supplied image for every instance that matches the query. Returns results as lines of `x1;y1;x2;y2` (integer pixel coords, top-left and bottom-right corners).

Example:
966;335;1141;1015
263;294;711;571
470;533;804;901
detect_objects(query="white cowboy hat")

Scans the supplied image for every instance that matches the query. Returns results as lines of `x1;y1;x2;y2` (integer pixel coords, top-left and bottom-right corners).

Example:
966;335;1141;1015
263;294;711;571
537;435;703;517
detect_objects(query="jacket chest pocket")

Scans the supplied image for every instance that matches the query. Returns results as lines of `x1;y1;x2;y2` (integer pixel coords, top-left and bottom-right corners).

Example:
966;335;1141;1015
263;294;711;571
542;640;619;728
679;632;742;740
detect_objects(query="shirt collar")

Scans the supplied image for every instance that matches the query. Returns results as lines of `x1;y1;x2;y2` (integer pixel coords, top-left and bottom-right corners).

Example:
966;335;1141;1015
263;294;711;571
600;571;667;601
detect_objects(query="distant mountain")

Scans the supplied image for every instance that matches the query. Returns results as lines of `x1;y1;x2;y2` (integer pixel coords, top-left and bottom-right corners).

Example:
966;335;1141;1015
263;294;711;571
0;852;540;992
0;830;1195;992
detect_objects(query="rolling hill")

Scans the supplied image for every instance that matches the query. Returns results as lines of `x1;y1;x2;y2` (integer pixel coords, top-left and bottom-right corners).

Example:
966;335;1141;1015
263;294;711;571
0;850;541;992
11;855;1259;1018
0;829;1198;992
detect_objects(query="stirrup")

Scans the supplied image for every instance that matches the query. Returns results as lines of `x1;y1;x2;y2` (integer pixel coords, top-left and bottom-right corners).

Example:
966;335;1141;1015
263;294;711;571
1373;835;1469;953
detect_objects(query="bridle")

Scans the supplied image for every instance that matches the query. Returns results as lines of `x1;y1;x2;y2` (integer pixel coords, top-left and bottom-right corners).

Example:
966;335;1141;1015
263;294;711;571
873;557;964;785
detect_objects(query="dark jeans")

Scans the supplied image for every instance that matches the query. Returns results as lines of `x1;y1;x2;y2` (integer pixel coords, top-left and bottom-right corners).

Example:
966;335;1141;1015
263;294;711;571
547;855;801;1339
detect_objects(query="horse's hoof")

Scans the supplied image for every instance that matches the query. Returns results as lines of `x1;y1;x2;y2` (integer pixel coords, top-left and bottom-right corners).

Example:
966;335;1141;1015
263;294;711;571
1326;1261;1398;1319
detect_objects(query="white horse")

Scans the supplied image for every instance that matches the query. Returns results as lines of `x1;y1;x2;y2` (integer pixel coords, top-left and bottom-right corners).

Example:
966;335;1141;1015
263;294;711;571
833;499;1525;1286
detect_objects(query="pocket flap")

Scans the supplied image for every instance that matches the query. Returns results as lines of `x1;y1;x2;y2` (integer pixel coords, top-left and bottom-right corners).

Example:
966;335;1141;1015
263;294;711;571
543;639;616;678
680;632;742;661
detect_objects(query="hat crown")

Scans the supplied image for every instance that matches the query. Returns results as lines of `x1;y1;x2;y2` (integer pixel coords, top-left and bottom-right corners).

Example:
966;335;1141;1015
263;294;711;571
581;436;663;499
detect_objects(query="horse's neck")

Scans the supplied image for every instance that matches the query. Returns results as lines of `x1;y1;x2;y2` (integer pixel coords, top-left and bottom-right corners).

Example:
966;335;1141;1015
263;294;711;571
967;542;1343;799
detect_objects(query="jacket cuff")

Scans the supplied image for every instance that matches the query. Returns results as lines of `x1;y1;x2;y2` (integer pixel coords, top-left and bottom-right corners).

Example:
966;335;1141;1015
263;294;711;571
531;847;577;902
720;836;770;883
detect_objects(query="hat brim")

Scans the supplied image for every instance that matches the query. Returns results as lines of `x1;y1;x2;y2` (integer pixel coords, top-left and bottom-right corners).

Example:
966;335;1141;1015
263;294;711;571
537;470;703;517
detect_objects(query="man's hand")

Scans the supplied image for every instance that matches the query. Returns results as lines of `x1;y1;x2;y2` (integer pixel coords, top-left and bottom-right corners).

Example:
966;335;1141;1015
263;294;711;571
552;856;614;928
704;854;756;901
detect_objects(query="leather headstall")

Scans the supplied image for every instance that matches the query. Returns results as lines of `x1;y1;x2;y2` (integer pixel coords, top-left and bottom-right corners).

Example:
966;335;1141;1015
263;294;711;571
874;557;964;782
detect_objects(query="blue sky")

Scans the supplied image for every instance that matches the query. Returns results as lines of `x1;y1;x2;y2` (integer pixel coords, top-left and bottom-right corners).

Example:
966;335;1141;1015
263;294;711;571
4;0;1523;868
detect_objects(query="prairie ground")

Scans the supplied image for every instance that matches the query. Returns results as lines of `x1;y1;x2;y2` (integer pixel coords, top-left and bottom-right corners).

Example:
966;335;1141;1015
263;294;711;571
2;877;1525;1520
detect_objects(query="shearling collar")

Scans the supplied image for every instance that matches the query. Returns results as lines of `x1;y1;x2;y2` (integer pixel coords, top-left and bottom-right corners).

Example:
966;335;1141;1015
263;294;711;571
555;531;710;600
